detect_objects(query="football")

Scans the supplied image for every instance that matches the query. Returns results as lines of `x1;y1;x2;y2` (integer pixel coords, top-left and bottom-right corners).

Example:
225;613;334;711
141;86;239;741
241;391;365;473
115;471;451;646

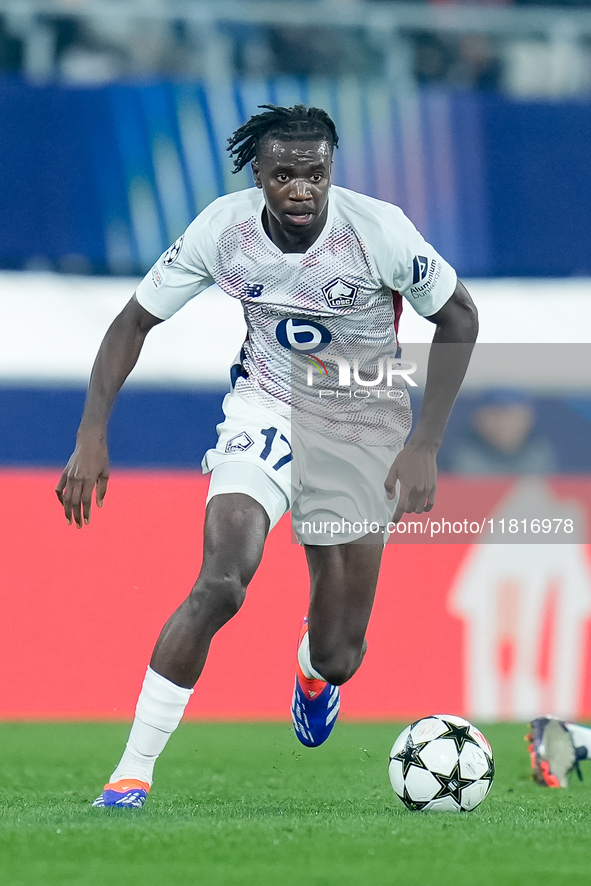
388;714;494;812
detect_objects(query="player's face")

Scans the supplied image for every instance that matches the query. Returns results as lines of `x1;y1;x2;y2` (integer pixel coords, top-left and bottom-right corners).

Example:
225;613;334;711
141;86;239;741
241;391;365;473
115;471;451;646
252;138;332;246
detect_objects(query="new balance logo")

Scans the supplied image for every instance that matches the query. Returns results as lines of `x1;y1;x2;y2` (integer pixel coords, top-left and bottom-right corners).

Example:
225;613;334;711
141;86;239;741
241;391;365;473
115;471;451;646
244;283;264;298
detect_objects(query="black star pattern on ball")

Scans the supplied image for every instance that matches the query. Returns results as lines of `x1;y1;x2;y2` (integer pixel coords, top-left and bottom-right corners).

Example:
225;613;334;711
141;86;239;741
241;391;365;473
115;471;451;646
401;785;428;812
391;737;430;778
482;754;495;782
439;720;476;753
432;761;474;807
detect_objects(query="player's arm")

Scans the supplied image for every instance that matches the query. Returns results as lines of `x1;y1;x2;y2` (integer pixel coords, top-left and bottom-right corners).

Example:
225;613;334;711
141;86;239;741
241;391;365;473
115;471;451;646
55;295;163;528
385;279;478;519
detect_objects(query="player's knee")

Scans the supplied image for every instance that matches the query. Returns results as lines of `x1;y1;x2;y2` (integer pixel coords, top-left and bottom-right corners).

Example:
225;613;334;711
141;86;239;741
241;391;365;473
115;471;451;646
310;645;362;686
188;574;246;625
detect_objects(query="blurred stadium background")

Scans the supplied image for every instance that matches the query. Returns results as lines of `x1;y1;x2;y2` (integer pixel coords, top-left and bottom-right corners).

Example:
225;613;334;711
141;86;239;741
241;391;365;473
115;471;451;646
2;0;591;725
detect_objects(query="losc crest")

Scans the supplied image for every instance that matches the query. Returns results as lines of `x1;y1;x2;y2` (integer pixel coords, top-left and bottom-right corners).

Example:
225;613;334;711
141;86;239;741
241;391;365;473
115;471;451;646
322;278;358;308
225;431;254;453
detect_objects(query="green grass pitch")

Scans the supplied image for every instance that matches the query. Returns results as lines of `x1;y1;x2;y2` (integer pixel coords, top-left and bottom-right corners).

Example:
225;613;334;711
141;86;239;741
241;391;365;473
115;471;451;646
0;721;590;886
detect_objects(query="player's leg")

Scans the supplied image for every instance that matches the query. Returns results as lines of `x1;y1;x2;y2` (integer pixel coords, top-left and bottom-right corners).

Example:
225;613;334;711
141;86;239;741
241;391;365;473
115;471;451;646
94;492;269;807
149;492;269;687
291;537;383;747
95;387;292;806
305;539;383;684
289;422;398;747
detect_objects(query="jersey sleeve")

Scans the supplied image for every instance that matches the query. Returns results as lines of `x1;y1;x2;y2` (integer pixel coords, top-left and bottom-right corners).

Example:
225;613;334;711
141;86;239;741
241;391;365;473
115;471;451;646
377;205;457;318
135;209;216;320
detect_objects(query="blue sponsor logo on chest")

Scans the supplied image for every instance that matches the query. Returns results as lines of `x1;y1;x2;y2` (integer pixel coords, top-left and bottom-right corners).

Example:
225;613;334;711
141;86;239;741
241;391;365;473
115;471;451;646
275;318;332;354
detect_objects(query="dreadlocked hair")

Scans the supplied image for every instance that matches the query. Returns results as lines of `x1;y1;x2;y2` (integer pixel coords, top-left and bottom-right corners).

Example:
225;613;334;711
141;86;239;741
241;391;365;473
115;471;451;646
227;104;339;174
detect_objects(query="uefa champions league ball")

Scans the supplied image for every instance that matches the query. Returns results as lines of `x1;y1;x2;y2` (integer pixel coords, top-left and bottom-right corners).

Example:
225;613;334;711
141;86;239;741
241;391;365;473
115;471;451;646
388;714;494;812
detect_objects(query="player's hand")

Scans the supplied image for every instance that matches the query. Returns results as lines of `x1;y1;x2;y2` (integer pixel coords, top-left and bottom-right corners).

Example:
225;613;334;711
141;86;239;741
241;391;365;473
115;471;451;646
385;441;437;523
55;432;110;528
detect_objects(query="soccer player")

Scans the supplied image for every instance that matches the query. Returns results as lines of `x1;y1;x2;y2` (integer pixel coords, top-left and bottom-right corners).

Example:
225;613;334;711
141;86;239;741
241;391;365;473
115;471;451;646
527;716;591;788
55;104;478;808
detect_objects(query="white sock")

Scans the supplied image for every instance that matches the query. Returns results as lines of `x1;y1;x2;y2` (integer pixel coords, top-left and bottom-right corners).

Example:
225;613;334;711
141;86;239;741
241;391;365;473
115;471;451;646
566;722;591;759
298;630;326;682
109;667;194;786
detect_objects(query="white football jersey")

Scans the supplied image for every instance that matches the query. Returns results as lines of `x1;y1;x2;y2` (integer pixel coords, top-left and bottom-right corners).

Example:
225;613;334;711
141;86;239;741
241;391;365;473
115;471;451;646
135;186;457;445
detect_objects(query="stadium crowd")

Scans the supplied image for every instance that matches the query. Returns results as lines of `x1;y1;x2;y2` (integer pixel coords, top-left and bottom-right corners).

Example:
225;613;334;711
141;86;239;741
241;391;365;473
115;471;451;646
1;0;591;95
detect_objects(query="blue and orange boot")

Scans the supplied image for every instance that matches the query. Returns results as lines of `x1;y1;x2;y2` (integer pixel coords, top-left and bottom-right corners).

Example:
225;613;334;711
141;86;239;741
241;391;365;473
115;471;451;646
92;779;150;808
291;618;340;748
525;717;581;788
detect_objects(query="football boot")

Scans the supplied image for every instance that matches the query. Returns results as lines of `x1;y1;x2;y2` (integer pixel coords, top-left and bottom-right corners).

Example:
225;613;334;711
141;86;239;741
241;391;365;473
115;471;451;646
92;778;150;808
291;618;340;748
526;716;581;788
